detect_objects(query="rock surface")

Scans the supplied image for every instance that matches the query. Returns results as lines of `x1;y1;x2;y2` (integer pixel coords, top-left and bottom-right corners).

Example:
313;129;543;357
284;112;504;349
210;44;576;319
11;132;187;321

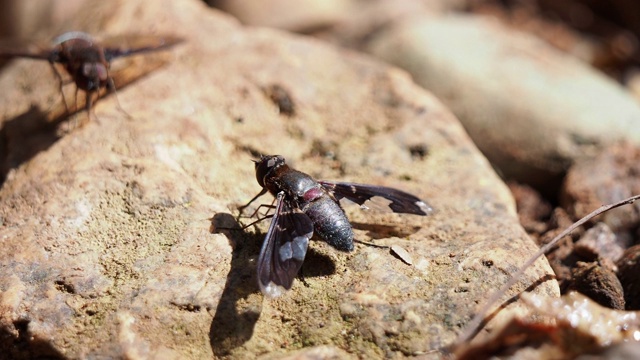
0;0;558;358
562;142;640;233
209;0;467;35
209;0;351;32
366;15;640;187
457;292;640;359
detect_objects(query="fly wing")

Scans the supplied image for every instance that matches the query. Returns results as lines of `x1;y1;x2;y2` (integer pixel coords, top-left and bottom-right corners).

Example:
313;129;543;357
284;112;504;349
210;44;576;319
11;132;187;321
256;192;314;298
101;34;184;61
0;39;51;60
319;181;433;216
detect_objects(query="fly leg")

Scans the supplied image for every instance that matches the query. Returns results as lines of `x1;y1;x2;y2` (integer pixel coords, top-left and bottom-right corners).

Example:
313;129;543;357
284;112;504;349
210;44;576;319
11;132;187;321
237;188;268;216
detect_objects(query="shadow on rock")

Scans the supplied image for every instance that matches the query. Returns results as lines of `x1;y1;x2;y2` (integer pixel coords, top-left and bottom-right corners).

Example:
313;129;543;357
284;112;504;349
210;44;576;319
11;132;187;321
0;105;66;185
0;318;66;359
209;212;264;357
350;221;421;239
300;245;337;280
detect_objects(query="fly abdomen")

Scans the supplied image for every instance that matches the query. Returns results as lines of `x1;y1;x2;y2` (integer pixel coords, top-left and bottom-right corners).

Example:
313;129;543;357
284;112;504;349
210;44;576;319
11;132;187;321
303;195;354;252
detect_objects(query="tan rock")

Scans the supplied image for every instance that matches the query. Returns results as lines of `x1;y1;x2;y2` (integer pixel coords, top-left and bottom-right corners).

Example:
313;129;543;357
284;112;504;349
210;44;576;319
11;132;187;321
209;0;350;32
0;0;558;358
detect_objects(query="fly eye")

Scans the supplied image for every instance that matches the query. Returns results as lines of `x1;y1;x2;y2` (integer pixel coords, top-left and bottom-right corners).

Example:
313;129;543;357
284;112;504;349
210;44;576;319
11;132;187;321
255;155;284;187
82;63;95;77
83;63;108;81
255;157;272;188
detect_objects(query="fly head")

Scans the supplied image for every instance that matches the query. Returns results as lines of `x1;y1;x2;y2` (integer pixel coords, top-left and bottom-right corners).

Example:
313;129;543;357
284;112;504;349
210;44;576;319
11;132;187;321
77;62;109;91
255;155;285;188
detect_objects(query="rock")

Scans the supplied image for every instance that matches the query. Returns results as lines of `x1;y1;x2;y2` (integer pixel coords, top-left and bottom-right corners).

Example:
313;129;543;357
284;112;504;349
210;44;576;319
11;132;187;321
0;0;87;38
366;15;640;187
278;345;355;359
208;0;467;36
543;216;628;301
540;208;581;288
574;223;625;269
208;0;351;32
562;142;640;234
508;181;553;238
616;244;640;310
456;292;640;359
569;261;625;310
0;0;558;358
313;0;468;49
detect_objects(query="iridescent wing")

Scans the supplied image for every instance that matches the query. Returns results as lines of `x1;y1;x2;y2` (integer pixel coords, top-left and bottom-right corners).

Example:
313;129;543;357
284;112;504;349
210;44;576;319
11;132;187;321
319;181;433;216
101;34;184;61
0;33;183;62
256;192;314;298
0;38;52;60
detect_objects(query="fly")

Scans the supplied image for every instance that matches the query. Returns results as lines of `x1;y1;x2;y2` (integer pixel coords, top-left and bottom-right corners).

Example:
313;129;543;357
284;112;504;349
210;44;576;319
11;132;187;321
0;31;183;114
240;155;433;297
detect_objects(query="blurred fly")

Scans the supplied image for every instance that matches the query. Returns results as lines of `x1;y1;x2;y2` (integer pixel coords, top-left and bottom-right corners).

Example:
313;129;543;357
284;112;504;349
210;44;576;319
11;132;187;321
0;31;183;115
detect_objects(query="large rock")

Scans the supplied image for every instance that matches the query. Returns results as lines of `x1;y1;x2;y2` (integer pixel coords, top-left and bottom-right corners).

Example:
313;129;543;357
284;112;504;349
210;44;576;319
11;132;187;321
208;0;467;34
366;15;640;187
208;0;350;32
0;0;558;358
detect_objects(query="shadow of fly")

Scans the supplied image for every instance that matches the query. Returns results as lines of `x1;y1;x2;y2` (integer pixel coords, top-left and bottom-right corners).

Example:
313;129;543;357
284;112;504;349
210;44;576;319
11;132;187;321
238;155;433;298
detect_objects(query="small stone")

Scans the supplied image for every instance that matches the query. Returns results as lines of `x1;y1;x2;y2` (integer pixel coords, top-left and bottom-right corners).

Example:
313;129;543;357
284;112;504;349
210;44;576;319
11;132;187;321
390;244;413;265
616;244;640;310
569;261;625;310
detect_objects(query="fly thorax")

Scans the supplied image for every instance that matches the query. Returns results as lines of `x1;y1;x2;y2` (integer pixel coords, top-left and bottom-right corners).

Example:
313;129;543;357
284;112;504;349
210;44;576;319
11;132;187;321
286;174;316;198
300;186;324;207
